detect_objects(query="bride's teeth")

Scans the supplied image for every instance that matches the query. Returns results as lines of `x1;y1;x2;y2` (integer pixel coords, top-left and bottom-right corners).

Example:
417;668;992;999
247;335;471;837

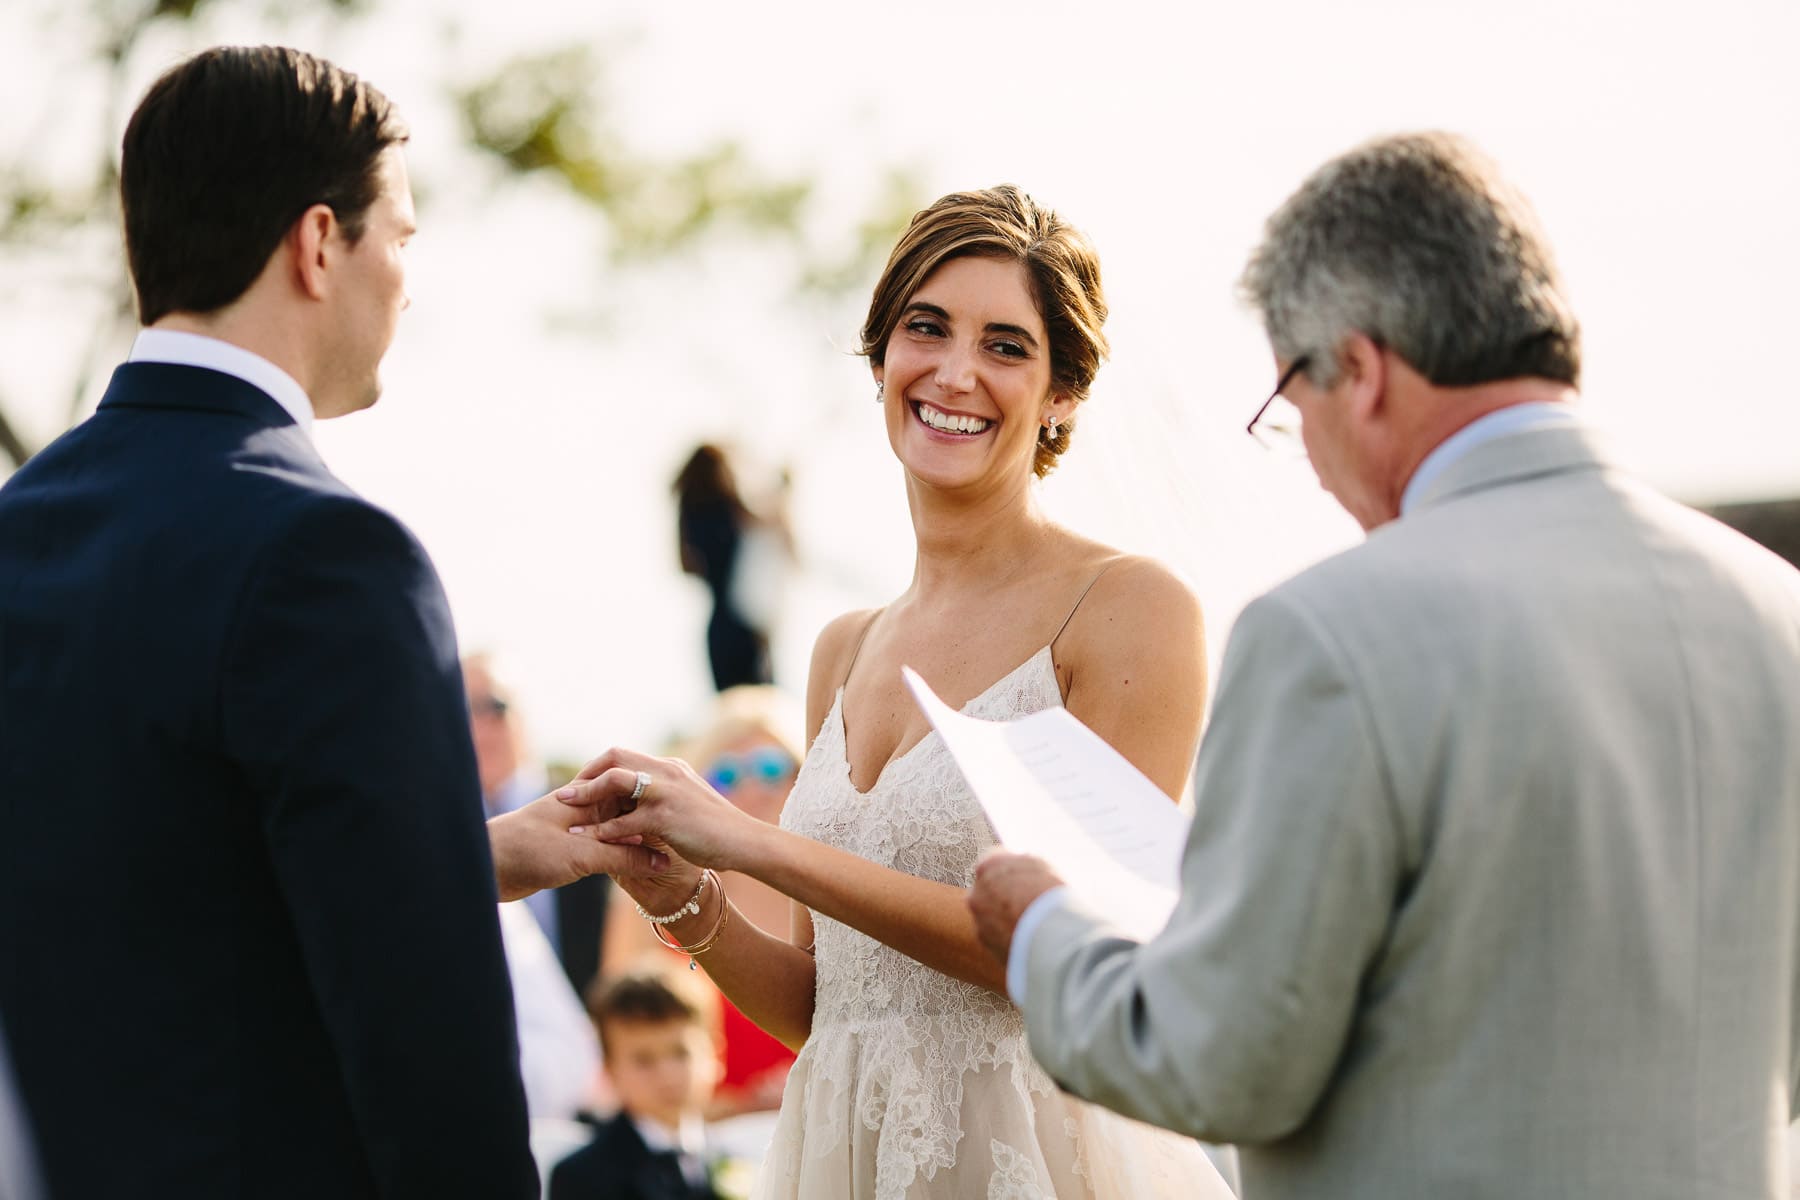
920;405;988;434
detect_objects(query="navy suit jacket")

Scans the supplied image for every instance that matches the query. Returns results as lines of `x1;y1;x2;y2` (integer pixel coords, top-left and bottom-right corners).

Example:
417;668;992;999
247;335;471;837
0;363;538;1197
548;1113;721;1200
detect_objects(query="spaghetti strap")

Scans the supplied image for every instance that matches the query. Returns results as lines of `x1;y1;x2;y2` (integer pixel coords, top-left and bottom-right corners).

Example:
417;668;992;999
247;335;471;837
838;608;884;692
1050;558;1124;651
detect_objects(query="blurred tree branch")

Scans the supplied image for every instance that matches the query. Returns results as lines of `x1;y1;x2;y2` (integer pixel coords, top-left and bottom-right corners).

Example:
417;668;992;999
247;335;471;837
456;46;919;301
0;5;921;477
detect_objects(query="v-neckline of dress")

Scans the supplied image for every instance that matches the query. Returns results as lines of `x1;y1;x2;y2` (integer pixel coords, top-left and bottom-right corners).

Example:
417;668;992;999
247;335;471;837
832;645;1055;798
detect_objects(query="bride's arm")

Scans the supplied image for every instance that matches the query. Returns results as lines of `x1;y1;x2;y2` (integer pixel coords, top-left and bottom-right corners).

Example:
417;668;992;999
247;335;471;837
620;866;818;1051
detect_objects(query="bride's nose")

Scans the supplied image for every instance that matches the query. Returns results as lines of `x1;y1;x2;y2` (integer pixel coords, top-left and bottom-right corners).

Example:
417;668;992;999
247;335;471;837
933;342;977;395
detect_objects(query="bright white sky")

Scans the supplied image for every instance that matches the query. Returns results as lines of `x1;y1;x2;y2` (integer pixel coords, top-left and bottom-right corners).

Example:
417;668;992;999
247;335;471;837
2;0;1797;762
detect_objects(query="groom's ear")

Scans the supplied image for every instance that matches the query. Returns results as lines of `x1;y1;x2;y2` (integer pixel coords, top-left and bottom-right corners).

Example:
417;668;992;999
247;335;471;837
289;204;336;302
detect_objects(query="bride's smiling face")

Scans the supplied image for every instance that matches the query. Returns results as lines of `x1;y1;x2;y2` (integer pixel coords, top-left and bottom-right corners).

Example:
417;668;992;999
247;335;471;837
876;255;1063;492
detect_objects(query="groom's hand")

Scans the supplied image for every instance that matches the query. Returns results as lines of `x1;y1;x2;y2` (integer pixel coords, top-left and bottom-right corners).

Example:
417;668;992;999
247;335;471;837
969;850;1065;968
489;791;669;902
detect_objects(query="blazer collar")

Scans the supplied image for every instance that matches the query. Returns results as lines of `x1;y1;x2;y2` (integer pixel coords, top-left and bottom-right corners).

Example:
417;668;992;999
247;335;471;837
1407;421;1617;515
96;361;302;432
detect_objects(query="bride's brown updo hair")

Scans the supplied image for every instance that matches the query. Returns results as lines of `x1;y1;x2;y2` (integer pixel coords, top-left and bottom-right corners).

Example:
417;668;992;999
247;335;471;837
859;185;1109;479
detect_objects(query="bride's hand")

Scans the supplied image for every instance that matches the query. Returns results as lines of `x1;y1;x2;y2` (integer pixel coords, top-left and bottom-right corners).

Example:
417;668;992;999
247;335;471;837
557;747;764;875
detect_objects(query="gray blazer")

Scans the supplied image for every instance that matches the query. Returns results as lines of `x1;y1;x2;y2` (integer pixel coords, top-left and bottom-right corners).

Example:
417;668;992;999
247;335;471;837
1023;423;1800;1199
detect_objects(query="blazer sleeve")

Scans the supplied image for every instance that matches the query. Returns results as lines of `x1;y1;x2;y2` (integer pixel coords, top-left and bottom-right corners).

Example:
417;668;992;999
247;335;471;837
219;495;537;1198
1022;589;1402;1143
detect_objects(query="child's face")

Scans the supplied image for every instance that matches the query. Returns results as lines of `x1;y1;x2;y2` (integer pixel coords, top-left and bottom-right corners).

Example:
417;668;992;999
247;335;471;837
603;1017;719;1129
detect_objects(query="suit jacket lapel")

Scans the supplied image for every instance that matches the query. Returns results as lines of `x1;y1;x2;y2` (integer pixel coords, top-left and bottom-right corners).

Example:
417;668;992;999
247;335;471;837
611;1115;704;1200
631;1146;699;1200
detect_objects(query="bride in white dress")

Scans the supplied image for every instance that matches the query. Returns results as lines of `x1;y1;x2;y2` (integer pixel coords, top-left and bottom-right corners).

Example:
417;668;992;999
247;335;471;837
577;186;1235;1198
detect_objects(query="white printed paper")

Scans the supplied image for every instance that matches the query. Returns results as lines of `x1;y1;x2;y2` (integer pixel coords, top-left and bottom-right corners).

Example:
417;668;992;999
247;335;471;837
902;667;1189;940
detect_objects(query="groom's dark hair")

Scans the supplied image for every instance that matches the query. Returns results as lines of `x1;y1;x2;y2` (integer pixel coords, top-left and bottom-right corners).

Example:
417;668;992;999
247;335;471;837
121;45;408;325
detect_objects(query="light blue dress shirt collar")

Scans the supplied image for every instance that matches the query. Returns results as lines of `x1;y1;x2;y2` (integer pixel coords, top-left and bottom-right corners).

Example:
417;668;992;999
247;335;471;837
1400;402;1576;516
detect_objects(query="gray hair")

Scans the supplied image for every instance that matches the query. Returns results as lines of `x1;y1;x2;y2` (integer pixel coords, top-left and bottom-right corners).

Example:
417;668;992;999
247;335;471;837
1239;131;1581;389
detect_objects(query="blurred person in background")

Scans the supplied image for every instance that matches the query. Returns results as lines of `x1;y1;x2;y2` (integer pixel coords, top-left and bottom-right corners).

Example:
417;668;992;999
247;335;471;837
603;687;804;1119
550;968;748;1200
468;651;613;1000
673;444;793;691
567;187;1232;1198
496;898;602;1123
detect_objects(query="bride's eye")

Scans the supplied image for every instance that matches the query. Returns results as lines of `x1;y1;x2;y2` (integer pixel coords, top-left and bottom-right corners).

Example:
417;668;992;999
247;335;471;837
989;339;1028;359
906;318;945;338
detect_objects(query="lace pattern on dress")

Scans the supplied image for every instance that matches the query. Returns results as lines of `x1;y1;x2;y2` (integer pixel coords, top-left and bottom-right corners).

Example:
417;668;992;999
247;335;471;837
776;649;1062;1197
760;646;1232;1200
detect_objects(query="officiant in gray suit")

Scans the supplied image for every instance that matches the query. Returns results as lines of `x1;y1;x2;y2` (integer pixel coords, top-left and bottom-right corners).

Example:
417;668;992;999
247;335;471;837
969;131;1800;1199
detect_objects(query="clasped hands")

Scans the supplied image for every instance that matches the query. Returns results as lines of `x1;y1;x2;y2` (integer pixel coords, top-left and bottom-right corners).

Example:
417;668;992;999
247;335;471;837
497;746;1072;975
507;747;772;914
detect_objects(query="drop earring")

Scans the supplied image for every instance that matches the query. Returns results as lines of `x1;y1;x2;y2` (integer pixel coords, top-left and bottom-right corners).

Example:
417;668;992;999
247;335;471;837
875;381;885;403
1043;415;1059;440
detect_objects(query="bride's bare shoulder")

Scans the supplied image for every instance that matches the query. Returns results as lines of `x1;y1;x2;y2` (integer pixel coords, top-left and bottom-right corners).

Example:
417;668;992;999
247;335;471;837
802;608;882;746
1059;548;1205;662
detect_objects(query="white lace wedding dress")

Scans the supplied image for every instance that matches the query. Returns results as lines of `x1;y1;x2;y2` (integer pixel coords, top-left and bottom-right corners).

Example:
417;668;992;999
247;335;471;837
754;646;1236;1199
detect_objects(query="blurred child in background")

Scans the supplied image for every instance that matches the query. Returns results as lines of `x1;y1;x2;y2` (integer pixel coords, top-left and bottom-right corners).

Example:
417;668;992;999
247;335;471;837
550;968;748;1200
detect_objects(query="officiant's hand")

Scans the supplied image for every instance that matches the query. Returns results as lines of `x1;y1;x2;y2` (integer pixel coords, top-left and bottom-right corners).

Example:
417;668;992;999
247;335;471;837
489;791;670;903
557;747;765;878
969;850;1066;968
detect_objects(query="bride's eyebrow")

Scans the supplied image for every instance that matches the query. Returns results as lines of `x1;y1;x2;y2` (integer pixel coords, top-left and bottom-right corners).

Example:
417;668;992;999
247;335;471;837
903;301;951;322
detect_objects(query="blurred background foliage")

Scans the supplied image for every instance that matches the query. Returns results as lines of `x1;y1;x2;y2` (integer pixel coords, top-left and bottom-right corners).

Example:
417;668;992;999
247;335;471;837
0;0;922;471
455;45;921;298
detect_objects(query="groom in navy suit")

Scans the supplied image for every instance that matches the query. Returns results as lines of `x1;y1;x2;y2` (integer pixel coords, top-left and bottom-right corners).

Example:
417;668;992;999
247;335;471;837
0;46;660;1198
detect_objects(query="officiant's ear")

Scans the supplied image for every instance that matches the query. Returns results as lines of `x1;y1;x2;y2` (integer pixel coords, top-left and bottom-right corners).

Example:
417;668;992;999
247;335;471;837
1337;333;1389;422
291;203;337;302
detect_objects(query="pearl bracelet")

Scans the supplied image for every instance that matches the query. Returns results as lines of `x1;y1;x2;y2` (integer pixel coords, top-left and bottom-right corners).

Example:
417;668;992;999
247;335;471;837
635;870;714;926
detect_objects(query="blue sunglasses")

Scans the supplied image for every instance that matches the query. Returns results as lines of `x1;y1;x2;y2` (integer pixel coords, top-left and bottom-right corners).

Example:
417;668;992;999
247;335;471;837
704;746;797;792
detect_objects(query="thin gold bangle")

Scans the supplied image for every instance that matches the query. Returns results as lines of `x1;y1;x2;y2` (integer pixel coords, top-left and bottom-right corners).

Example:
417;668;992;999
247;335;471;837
650;871;730;969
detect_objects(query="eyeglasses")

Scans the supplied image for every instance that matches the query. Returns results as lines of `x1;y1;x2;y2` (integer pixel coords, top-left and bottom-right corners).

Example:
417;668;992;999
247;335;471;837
468;695;510;720
1246;355;1311;454
703;746;797;792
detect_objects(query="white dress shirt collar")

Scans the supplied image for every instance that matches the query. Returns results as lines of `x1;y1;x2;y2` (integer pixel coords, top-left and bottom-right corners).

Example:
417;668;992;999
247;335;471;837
631;1113;707;1156
128;329;315;438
